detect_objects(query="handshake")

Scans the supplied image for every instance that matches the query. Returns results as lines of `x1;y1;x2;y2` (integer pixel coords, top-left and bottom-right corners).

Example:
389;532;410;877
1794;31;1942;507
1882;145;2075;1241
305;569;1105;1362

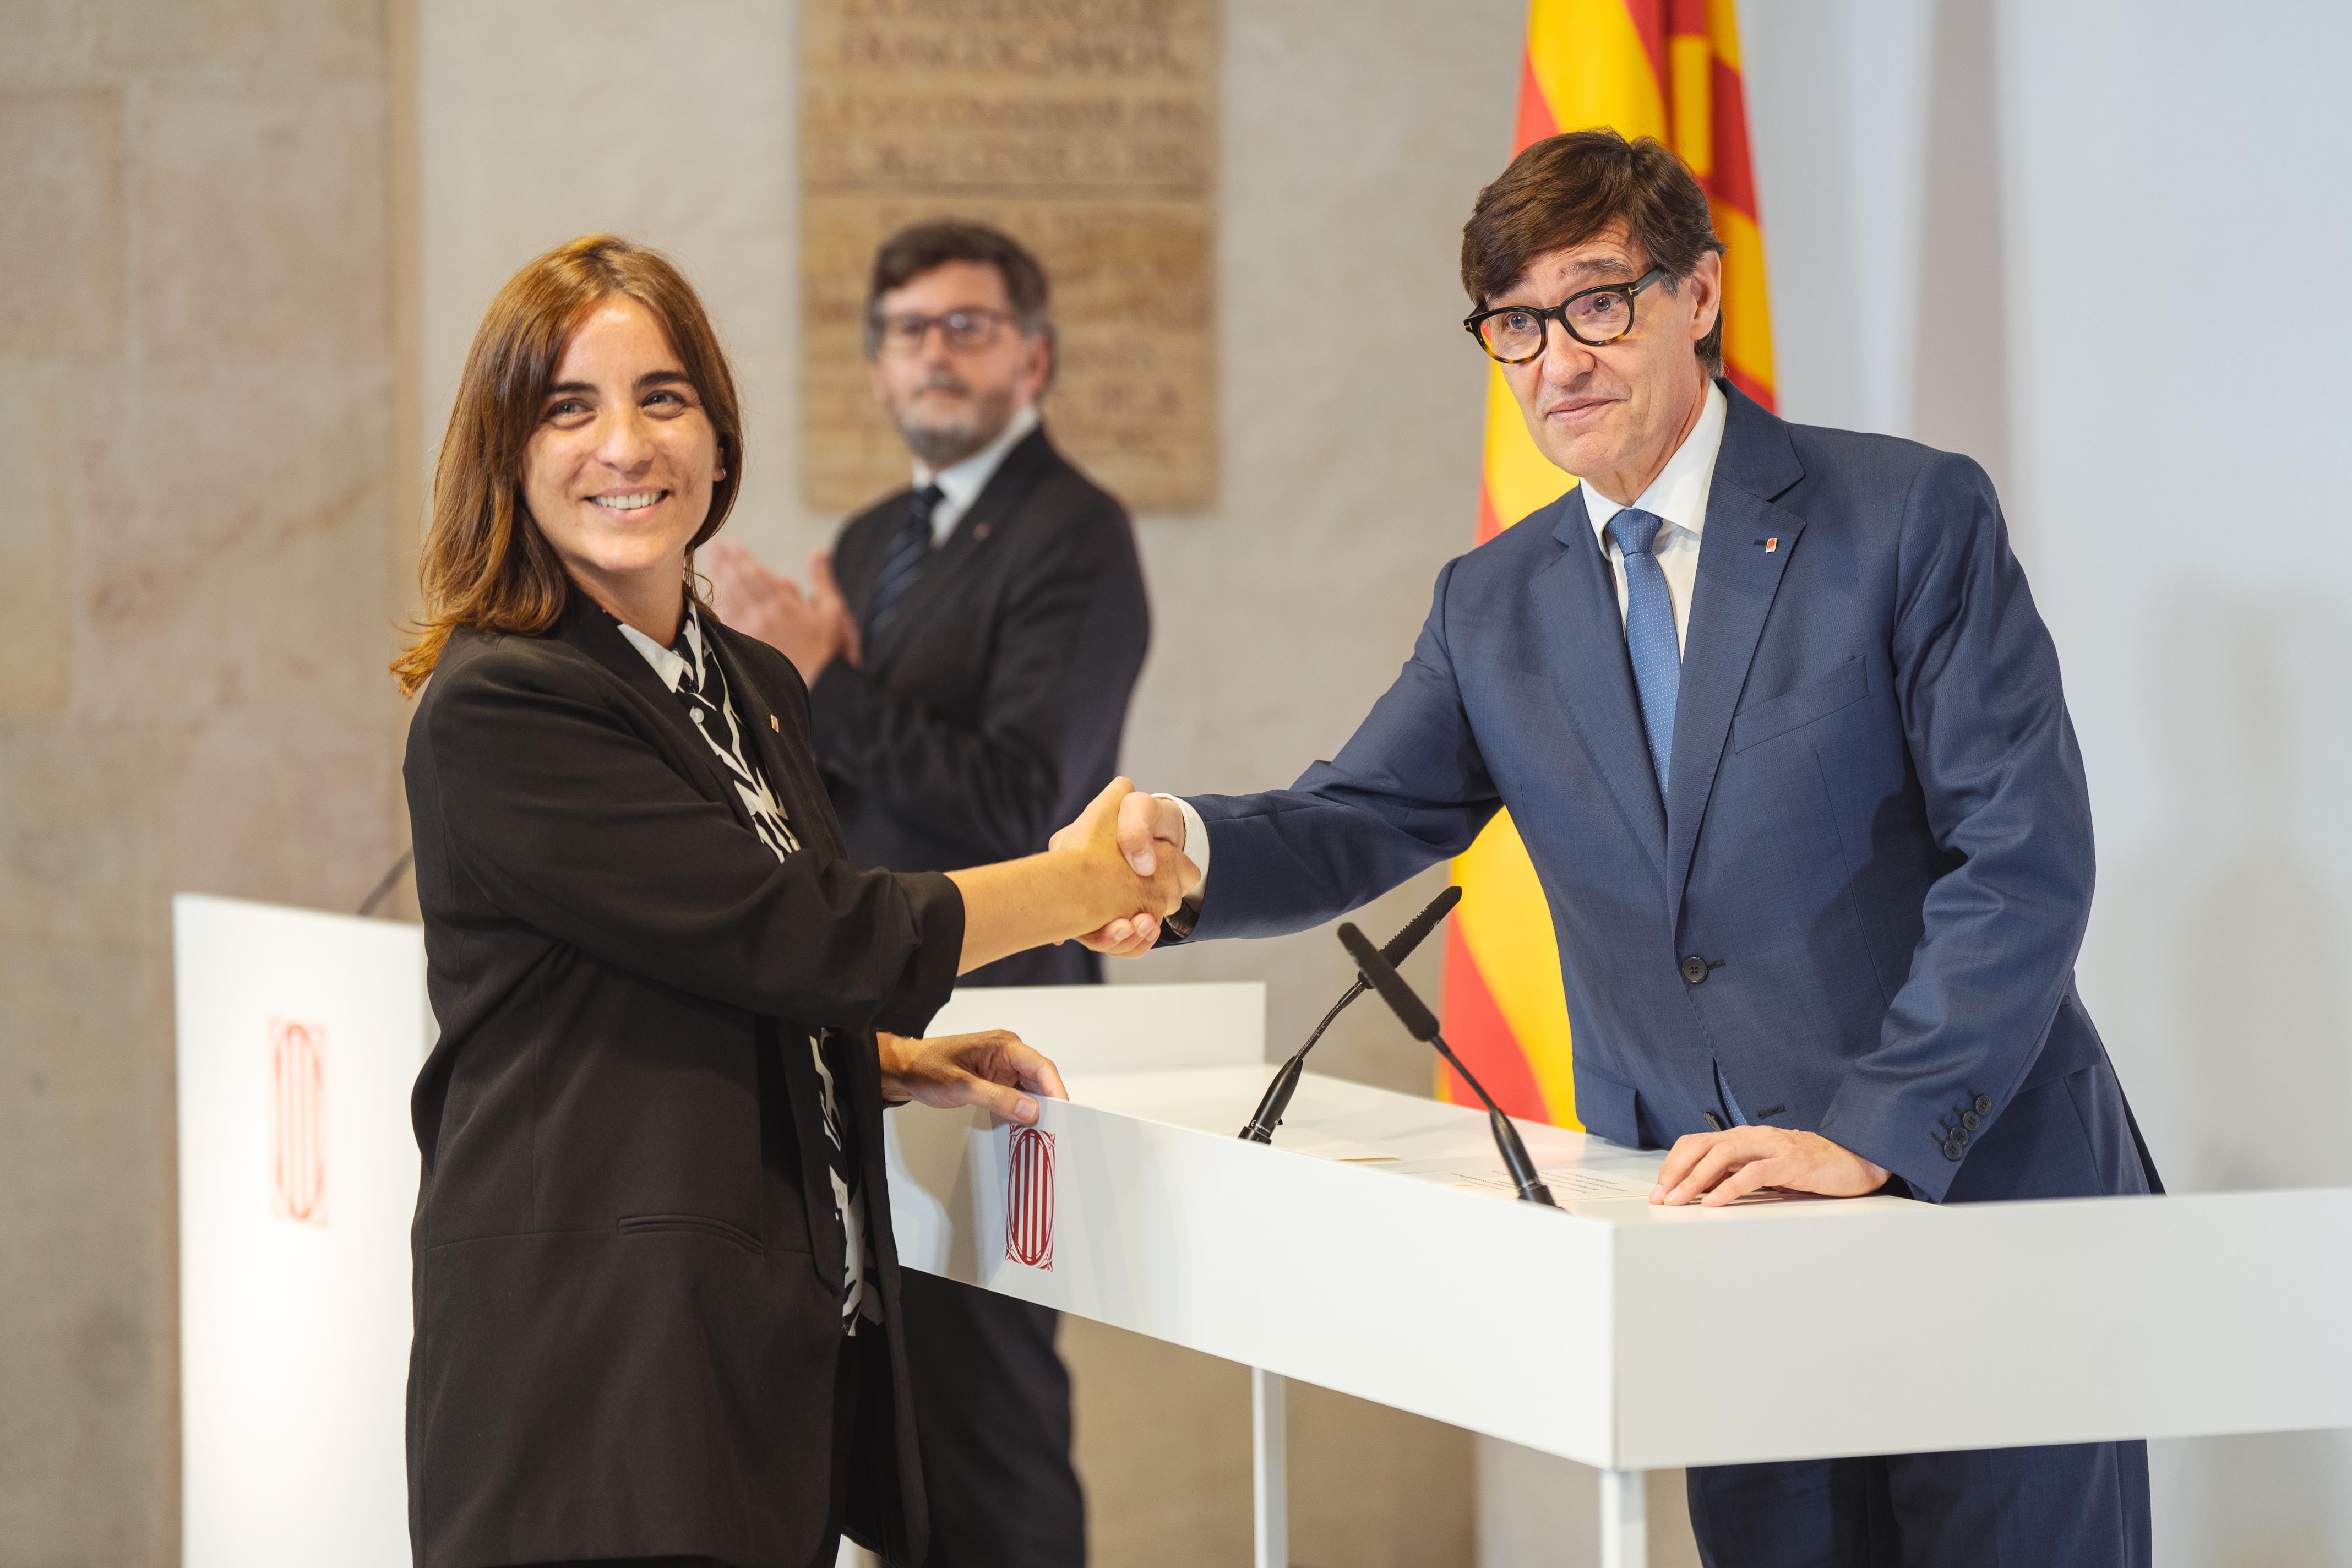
1047;780;1204;953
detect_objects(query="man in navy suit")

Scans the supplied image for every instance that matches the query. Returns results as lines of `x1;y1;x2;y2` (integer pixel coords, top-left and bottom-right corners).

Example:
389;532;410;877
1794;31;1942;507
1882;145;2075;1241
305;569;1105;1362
1063;130;2160;1565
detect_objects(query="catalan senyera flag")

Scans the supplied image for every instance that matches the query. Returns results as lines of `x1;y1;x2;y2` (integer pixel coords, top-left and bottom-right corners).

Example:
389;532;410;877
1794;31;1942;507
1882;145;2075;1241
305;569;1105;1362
1437;0;1775;1124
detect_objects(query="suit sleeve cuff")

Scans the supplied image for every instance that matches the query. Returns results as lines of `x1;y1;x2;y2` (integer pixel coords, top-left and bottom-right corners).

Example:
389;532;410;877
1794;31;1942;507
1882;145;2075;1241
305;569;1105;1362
1156;794;1209;941
1161;792;1210;882
1816;1104;1958;1205
874;870;965;1038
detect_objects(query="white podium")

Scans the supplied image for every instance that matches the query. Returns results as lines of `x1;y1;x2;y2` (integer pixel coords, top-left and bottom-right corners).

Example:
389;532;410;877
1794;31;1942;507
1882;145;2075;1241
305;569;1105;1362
902;988;2352;1568
173;896;2352;1568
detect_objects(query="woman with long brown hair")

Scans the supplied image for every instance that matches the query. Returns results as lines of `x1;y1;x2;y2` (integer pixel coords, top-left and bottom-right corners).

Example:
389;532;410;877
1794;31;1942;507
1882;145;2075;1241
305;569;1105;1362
395;235;1186;1568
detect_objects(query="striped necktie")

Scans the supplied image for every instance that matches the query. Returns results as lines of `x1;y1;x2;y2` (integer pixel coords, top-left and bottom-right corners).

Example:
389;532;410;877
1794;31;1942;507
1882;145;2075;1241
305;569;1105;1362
864;483;945;640
1607;507;1680;793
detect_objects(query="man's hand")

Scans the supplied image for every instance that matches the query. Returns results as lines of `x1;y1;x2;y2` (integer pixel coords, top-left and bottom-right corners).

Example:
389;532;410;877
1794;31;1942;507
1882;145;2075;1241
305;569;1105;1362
703;539;861;684
876;1028;1069;1125
1047;786;1195;956
1650;1126;1891;1207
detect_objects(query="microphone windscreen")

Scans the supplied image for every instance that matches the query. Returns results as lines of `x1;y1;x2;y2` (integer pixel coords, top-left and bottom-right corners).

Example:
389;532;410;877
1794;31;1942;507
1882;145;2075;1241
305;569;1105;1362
1338;923;1442;1042
1379;884;1462;967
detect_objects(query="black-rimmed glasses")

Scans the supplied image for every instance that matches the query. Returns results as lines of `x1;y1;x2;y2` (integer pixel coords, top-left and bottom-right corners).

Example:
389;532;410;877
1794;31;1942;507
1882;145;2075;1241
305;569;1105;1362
1463;267;1672;363
870;307;1016;357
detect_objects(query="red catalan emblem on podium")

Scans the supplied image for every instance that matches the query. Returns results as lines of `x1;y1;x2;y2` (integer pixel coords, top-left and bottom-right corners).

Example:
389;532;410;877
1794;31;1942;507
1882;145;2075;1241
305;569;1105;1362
269;1019;328;1228
1004;1126;1055;1270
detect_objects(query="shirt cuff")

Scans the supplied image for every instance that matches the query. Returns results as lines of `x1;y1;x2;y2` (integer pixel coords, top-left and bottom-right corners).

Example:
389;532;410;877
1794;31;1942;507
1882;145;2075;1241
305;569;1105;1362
1157;793;1210;890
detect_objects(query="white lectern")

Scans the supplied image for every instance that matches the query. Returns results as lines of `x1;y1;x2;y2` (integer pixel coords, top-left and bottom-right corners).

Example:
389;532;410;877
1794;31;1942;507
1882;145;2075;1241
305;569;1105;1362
902;993;2352;1568
175;897;2352;1568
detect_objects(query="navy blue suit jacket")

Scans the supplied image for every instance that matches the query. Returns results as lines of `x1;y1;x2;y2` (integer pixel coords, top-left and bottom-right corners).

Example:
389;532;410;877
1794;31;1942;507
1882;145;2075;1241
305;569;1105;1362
1182;384;2157;1204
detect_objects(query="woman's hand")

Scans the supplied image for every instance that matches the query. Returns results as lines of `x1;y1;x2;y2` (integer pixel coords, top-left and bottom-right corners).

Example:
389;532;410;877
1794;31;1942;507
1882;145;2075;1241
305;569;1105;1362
1050;785;1195;955
942;778;1196;974
1064;777;1198;932
877;1028;1069;1125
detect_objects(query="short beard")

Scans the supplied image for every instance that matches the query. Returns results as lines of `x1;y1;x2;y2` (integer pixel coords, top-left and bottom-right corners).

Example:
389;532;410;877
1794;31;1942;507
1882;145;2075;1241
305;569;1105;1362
889;374;1020;470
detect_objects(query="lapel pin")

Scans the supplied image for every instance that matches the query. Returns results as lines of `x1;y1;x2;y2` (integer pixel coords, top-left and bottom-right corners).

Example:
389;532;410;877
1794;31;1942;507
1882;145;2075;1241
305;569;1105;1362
1756;536;1778;553
769;714;779;732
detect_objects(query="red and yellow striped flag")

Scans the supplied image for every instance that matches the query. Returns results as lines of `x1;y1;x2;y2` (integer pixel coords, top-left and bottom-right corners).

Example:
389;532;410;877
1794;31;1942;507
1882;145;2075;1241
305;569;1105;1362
1438;0;1775;1123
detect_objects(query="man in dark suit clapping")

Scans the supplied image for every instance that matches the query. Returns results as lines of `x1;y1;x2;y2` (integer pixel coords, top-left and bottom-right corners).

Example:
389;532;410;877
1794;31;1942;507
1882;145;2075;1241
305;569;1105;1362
707;220;1147;1567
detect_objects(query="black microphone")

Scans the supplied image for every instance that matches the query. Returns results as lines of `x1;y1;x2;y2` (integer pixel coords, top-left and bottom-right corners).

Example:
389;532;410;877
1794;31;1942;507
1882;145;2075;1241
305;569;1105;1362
1336;922;1558;1206
1239;886;1461;1143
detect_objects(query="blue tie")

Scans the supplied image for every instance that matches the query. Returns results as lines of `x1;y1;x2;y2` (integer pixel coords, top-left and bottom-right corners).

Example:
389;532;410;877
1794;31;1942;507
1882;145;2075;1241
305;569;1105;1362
1607;507;1680;793
864;483;944;640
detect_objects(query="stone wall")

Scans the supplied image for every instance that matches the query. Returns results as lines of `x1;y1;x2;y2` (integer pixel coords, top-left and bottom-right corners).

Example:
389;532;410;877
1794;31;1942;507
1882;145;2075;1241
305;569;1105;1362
0;4;403;1560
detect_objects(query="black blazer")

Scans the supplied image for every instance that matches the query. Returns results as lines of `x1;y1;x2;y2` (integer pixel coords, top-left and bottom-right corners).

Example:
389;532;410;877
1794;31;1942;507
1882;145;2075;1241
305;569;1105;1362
401;594;962;1568
810;426;1150;986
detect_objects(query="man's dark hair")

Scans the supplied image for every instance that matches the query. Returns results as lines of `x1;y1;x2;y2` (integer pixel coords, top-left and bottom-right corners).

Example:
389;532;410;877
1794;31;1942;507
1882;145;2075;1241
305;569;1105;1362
1460;129;1728;374
863;219;1054;357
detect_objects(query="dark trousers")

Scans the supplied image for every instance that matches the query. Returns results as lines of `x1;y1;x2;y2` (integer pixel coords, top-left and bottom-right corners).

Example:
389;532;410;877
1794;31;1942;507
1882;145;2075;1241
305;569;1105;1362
516;1330;870;1568
885;1268;1085;1567
1689;1053;2159;1568
1687;1439;2151;1567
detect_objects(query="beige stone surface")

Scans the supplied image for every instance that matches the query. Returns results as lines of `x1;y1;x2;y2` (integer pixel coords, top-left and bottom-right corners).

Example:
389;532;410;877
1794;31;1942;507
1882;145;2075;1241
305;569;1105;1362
97;0;382;77
176;706;408;913
1066;1316;1253;1564
137;81;388;361
0;86;124;357
0;3;101;84
0;933;177;1567
0;720;183;949
1;7;400;1564
73;361;394;717
1290;1379;1477;1567
0;363;75;714
1066;1317;1477;1568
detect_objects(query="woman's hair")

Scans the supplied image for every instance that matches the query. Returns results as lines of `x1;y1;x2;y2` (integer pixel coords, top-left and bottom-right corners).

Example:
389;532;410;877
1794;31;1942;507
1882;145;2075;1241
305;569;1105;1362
391;235;743;696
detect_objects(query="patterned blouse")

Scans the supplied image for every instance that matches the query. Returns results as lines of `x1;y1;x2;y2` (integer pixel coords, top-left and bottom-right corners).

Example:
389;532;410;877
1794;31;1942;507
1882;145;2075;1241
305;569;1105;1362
617;604;872;1333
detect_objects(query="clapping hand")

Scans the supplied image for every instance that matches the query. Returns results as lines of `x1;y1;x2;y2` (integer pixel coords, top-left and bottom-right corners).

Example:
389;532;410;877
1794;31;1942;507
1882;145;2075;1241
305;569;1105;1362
1048;786;1198;956
703;539;862;684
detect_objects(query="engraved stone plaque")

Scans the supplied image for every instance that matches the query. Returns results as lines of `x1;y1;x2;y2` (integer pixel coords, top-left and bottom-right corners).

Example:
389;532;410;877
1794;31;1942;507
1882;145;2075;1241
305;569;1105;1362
801;0;1218;513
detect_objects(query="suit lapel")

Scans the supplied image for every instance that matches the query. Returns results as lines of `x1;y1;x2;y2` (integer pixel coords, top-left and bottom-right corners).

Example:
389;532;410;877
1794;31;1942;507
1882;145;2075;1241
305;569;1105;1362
1536;488;1669;881
1662;386;1809;913
703;622;847;861
862;428;1054;671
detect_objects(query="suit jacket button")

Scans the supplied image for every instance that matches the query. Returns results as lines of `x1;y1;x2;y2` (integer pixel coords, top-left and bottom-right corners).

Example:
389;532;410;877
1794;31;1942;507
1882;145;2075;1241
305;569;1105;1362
1961;1110;1981;1133
1944;1139;1964;1161
1680;955;1708;984
1974;1095;1992;1115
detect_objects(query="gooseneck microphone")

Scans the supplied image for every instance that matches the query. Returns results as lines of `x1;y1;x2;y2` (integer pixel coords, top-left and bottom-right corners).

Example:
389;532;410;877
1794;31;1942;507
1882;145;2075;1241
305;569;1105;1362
1336;922;1558;1206
1238;886;1462;1144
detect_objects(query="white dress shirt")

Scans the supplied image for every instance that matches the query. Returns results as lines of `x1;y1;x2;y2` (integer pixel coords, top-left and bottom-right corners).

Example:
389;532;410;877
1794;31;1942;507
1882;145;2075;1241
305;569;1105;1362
1168;382;1730;888
913;403;1038;546
1581;379;1726;658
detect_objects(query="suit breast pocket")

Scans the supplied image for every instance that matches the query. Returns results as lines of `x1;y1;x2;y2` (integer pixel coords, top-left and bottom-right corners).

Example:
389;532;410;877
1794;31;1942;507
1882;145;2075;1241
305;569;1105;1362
1730;657;1869;753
